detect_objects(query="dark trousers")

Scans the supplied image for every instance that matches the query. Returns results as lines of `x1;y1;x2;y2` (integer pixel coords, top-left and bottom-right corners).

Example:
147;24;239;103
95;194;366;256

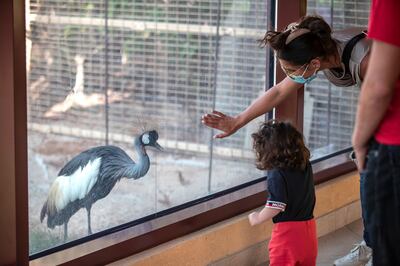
364;139;400;266
360;171;372;247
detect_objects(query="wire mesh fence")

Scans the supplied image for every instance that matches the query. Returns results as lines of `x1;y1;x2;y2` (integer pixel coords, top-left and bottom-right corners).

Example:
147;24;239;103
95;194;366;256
27;0;270;255
27;0;268;155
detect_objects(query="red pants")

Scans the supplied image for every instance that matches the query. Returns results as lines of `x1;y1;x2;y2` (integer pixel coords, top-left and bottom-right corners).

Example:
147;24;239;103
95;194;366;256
268;219;317;266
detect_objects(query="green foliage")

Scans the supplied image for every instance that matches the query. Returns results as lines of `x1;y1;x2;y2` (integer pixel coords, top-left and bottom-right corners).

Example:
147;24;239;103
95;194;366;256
62;25;81;39
317;0;333;4
236;1;251;13
84;3;94;15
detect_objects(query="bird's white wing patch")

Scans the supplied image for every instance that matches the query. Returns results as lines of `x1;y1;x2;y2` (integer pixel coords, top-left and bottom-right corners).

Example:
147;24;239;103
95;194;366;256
142;133;150;145
51;157;101;211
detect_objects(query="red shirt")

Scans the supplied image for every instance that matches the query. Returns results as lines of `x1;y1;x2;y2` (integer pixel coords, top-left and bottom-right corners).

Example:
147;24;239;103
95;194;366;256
368;0;400;145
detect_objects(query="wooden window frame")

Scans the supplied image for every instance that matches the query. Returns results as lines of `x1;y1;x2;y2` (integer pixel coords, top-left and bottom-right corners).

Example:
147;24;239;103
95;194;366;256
0;0;29;265
0;0;355;265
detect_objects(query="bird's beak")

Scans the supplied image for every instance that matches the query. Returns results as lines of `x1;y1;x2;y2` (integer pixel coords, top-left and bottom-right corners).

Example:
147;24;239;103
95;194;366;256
153;141;163;151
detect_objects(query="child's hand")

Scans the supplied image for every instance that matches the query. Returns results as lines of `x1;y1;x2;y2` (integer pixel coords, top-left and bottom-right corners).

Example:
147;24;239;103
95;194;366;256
248;212;259;226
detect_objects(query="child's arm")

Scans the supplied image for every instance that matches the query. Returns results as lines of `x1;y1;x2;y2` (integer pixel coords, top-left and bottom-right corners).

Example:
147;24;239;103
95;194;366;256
248;207;280;226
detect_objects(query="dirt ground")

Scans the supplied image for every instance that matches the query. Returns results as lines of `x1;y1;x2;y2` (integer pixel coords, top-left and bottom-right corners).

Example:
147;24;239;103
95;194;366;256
28;130;262;254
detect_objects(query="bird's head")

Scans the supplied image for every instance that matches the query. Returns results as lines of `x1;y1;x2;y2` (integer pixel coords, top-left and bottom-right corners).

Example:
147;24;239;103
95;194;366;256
139;130;163;151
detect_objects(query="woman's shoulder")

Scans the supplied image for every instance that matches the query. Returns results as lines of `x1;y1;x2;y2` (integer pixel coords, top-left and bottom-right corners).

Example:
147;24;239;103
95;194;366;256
334;27;371;63
332;27;366;43
324;28;371;86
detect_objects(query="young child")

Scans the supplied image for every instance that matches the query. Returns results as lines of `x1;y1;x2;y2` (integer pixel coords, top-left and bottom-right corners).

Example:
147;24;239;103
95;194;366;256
248;120;317;266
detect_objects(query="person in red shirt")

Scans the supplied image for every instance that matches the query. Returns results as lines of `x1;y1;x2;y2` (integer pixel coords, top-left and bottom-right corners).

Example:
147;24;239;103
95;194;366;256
352;0;400;265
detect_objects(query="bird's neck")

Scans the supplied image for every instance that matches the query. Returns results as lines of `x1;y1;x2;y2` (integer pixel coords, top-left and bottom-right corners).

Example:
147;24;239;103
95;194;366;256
124;138;150;179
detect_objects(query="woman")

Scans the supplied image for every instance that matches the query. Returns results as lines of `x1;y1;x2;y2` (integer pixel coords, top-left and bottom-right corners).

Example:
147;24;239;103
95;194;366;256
202;15;372;266
202;16;369;138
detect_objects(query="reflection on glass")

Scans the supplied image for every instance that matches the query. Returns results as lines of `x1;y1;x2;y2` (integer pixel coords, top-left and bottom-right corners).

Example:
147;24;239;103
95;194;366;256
27;0;270;255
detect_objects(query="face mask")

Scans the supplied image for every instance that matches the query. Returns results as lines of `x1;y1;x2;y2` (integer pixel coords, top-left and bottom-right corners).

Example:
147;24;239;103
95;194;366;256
288;64;318;84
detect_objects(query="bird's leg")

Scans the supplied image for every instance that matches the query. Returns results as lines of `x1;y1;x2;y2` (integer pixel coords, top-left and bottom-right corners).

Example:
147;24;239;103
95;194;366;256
86;205;92;235
64;222;68;242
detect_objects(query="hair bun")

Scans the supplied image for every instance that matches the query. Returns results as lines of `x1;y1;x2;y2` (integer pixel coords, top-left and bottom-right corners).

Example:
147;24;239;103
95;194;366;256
258;15;336;65
298;16;332;40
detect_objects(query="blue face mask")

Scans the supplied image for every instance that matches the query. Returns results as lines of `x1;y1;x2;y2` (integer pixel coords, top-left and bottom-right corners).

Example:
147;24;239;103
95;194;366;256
288;64;318;84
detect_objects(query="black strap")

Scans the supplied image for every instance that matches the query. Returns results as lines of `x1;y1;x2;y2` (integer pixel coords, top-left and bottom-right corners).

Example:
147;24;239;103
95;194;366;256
342;31;367;76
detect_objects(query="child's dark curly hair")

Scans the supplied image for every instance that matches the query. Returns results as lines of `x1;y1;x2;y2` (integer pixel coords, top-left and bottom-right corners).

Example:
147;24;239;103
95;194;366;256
252;120;310;170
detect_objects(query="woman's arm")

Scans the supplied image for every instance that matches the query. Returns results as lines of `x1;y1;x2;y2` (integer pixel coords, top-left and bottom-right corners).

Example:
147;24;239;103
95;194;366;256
248;207;281;226
202;77;302;138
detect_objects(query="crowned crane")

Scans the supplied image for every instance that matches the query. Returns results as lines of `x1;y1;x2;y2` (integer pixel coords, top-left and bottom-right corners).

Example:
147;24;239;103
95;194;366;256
40;130;162;241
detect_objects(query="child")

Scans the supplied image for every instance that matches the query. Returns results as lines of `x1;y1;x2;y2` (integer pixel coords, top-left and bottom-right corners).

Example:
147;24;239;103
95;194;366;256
248;120;317;266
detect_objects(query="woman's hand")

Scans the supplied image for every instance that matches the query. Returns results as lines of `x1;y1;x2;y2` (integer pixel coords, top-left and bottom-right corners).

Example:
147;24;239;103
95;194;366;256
201;79;299;139
201;110;240;139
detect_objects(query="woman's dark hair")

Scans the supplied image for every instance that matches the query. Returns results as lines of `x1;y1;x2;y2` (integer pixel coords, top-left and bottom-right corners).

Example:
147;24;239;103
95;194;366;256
252;120;310;170
259;15;337;65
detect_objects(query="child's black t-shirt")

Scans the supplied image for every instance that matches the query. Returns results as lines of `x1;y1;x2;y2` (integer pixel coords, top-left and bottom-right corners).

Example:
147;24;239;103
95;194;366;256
266;162;315;223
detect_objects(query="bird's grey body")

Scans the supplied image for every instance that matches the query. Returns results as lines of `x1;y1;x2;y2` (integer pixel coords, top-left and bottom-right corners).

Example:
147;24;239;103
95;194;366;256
40;130;162;240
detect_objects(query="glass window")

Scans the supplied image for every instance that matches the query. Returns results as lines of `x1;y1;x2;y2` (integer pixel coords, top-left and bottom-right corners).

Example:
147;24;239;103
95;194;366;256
27;0;272;255
304;0;370;159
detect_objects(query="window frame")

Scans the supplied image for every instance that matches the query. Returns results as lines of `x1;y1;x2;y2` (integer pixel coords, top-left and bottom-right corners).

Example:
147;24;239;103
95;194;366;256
1;0;355;265
0;0;29;265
